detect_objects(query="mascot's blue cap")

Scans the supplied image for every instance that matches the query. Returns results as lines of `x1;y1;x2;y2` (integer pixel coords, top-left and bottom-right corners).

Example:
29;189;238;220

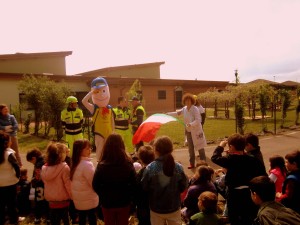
91;77;108;89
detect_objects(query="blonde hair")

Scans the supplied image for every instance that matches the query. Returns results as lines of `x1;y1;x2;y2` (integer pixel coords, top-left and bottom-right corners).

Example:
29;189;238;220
45;142;67;166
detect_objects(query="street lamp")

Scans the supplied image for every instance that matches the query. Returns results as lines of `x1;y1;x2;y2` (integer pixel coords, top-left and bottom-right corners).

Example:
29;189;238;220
235;69;238;85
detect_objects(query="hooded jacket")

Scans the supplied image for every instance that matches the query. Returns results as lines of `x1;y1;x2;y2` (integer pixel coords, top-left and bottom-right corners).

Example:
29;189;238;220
41;162;72;202
71;157;99;210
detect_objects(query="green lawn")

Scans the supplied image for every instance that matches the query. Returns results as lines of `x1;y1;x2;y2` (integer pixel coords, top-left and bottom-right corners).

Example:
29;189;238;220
18;107;298;152
157;107;297;148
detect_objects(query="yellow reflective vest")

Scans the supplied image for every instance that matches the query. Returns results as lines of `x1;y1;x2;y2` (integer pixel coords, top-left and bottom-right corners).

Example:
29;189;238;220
112;107;131;130
61;108;83;135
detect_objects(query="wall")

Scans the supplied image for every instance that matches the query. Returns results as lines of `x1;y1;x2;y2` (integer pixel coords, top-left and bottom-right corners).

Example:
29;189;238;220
0;79;19;108
0;57;67;75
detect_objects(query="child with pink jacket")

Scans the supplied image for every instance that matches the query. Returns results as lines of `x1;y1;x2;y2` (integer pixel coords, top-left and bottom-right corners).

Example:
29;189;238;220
70;139;99;225
41;143;72;225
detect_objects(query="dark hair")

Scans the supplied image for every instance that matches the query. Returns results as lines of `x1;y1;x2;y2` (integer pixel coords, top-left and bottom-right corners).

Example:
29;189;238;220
70;139;90;180
26;148;42;161
0;104;8;116
153;136;175;177
45;142;67;166
100;133;132;164
228;133;246;151
182;93;196;106
195;166;213;184
138;145;155;165
285;150;300;169
249;176;275;202
118;96;126;104
245;133;259;148
0;133;10;164
20;168;28;177
198;191;218;214
269;155;287;176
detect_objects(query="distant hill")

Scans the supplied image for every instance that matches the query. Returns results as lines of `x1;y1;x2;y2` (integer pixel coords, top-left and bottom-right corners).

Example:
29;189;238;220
245;79;299;87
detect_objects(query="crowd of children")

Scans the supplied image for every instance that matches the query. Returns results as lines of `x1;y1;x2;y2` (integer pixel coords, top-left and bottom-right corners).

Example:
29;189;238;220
1;130;300;225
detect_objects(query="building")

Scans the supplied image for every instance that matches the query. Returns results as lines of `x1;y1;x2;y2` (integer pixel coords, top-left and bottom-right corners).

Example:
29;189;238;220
0;51;229;117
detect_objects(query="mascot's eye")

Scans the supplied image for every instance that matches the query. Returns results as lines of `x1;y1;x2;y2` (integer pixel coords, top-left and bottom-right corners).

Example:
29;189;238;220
102;89;106;93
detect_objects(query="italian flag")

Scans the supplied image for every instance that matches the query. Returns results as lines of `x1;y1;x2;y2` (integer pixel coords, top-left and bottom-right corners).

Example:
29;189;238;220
132;113;178;144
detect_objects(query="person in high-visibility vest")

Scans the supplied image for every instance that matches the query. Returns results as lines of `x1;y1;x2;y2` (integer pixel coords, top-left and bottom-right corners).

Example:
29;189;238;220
61;96;83;156
112;97;134;154
130;96;146;152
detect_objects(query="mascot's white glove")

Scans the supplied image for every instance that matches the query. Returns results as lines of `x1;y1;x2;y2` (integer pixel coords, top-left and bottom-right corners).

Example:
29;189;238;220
5;125;13;132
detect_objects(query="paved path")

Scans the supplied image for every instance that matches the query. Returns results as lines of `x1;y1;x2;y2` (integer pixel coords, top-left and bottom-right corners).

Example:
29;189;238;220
21;128;300;178
173;128;300;176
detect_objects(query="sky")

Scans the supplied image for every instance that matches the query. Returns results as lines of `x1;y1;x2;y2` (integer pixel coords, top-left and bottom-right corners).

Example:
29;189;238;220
1;0;300;83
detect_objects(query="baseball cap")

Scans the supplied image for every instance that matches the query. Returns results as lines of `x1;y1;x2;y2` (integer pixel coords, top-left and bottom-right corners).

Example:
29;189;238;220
91;77;108;89
130;96;139;101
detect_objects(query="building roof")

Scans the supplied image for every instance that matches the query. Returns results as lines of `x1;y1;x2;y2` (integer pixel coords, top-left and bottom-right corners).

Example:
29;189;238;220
0;51;72;60
0;72;229;88
76;61;165;76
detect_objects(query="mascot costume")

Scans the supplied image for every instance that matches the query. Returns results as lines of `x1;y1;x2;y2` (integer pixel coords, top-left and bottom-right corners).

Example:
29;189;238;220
82;77;114;161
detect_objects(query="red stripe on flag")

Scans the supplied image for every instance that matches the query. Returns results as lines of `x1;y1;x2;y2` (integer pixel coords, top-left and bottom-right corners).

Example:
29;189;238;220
132;122;162;144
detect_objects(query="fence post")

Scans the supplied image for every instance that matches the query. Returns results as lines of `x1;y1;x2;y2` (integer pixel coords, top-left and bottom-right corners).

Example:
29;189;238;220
274;95;277;134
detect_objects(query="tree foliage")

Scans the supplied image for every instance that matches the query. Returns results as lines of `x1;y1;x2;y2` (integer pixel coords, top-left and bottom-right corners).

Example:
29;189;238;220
127;79;143;101
18;74;71;138
278;89;292;128
235;98;245;134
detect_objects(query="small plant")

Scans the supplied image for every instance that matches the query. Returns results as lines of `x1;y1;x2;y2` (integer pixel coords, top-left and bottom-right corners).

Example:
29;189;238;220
235;99;245;134
23;113;32;134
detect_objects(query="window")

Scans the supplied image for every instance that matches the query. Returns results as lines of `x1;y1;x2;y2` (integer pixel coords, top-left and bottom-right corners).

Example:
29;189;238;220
158;90;166;100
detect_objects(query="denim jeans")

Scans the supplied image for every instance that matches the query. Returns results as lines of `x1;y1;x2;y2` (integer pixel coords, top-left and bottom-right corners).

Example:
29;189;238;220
49;207;70;225
78;208;97;225
0;184;18;225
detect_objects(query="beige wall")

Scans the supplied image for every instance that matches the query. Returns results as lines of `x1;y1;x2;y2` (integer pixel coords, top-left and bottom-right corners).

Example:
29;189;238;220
78;84;175;115
142;86;175;114
0;57;67;75
0;80;19;108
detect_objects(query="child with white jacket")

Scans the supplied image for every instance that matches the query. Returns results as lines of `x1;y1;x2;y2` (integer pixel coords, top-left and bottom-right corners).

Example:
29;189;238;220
70;139;99;225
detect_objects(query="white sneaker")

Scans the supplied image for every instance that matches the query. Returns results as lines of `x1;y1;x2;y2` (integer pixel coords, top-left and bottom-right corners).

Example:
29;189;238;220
18;217;25;222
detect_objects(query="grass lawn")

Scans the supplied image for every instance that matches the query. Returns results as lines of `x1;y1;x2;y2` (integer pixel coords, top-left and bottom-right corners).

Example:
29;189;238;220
18;106;298;152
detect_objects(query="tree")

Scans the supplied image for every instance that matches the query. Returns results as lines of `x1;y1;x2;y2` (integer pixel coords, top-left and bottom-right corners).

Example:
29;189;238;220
258;85;271;131
42;83;71;139
278;89;292;128
18;75;48;135
127;79;143;101
18;74;71;138
235;98;245;134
